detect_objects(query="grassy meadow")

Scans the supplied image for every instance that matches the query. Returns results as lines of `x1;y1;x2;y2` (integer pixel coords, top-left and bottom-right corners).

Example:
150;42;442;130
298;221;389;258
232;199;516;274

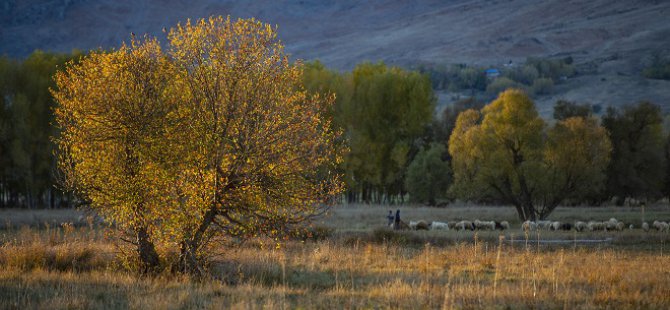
1;204;670;309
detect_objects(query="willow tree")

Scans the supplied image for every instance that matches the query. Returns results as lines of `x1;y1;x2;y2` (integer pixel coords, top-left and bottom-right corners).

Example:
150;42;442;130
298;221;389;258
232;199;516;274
449;89;611;220
166;17;343;275
53;38;175;273
53;16;343;275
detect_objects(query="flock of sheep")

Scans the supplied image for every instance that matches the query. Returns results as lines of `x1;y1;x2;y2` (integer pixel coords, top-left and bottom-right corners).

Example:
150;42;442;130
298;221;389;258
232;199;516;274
395;219;510;231
393;218;670;232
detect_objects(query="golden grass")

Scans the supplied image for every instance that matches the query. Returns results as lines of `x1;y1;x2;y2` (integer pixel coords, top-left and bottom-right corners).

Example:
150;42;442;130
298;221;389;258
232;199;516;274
1;206;670;309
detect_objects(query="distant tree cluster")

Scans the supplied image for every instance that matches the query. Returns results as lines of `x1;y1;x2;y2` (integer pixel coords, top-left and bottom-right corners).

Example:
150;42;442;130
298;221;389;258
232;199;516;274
0;50;81;209
416;56;575;97
303;61;435;204
642;52;670;80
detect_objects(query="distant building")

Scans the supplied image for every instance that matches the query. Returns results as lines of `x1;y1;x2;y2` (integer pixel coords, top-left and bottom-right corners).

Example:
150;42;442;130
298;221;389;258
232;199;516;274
485;68;500;79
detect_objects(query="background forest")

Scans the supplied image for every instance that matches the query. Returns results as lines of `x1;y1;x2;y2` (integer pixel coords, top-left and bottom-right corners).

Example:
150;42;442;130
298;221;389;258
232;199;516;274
1;50;669;212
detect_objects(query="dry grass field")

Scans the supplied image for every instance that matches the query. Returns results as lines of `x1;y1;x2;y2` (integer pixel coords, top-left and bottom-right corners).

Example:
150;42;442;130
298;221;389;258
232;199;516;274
1;204;670;309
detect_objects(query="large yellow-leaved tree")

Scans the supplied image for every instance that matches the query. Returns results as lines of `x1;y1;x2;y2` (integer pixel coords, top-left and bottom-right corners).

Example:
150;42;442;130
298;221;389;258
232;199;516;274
53;16;344;275
449;89;611;220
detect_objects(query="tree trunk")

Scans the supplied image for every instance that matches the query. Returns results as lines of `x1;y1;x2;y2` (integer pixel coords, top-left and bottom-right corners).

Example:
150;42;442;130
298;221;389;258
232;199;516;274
136;226;160;274
179;240;200;277
49;188;55;209
178;206;217;277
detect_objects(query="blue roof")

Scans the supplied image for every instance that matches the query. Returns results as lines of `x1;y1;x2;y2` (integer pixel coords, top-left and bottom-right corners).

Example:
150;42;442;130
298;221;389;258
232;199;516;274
485;68;500;73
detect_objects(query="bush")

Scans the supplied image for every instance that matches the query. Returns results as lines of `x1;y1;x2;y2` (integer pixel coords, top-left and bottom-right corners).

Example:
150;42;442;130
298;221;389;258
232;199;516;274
290;225;334;242
503;65;538;85
532;77;554;95
486;77;524;95
525;57;575;81
553;100;592;120
642;53;670;80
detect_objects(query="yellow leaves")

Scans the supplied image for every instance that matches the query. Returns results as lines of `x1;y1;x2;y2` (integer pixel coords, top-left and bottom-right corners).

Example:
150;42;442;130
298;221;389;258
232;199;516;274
545;116;612;193
449;90;611;212
53;15;344;256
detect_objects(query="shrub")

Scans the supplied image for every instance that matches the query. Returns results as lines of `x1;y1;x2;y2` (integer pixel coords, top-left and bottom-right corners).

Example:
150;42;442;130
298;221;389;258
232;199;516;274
532;77;554;95
291;225;334;242
553;100;592;120
486;77;524;95
642;53;670;80
525;57;575;81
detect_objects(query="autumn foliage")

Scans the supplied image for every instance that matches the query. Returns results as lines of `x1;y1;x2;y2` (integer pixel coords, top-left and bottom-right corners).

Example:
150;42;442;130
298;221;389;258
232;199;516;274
52;16;344;275
449;89;611;220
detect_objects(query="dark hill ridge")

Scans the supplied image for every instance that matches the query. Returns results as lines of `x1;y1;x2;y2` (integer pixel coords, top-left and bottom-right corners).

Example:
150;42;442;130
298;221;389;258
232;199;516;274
1;0;670;114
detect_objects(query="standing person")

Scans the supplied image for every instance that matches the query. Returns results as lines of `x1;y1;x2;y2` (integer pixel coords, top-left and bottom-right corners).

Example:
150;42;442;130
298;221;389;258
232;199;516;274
394;209;401;230
387;210;394;227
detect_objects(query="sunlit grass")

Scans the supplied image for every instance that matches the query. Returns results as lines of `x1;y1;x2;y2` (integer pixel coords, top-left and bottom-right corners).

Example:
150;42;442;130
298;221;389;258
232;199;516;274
1;206;670;309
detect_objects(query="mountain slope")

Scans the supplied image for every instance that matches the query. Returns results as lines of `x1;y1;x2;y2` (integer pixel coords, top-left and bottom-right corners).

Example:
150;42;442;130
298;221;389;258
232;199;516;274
1;0;670;113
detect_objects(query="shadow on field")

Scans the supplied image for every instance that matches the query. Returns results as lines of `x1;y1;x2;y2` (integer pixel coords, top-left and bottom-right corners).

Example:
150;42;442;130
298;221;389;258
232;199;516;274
0;279;131;309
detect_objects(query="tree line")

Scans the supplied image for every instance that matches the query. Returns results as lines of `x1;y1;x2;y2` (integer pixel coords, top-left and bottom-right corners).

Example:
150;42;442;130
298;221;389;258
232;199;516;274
1;39;669;221
0;50;81;208
414;56;575;97
304;62;670;216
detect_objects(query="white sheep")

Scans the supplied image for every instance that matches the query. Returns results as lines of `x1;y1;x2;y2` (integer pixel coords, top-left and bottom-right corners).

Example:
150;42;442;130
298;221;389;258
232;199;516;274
550;221;561;231
474;220;494;230
498;221;510;230
477;220;495;231
536;220;552;230
574;221;587;232
615;221;625;231
522;220;537;232
642;222;650;232
431;221;449;230
629;224;634;230
473;219;482;230
605;218;620;231
454;220;474;231
409;221;418;230
587;221;606;231
653;221;669;232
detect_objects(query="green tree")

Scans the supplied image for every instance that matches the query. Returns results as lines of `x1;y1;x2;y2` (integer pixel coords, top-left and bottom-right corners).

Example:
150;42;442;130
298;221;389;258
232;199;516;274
303;61;434;204
486;77;524;96
430;97;484;150
602;102;666;201
642;52;670;80
531;77;554;95
0;51;79;209
553;100;592;120
449;89;611;220
405;144;451;206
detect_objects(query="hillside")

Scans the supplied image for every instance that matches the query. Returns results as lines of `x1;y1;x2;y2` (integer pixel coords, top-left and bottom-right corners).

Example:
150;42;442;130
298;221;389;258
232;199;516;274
2;0;670;114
